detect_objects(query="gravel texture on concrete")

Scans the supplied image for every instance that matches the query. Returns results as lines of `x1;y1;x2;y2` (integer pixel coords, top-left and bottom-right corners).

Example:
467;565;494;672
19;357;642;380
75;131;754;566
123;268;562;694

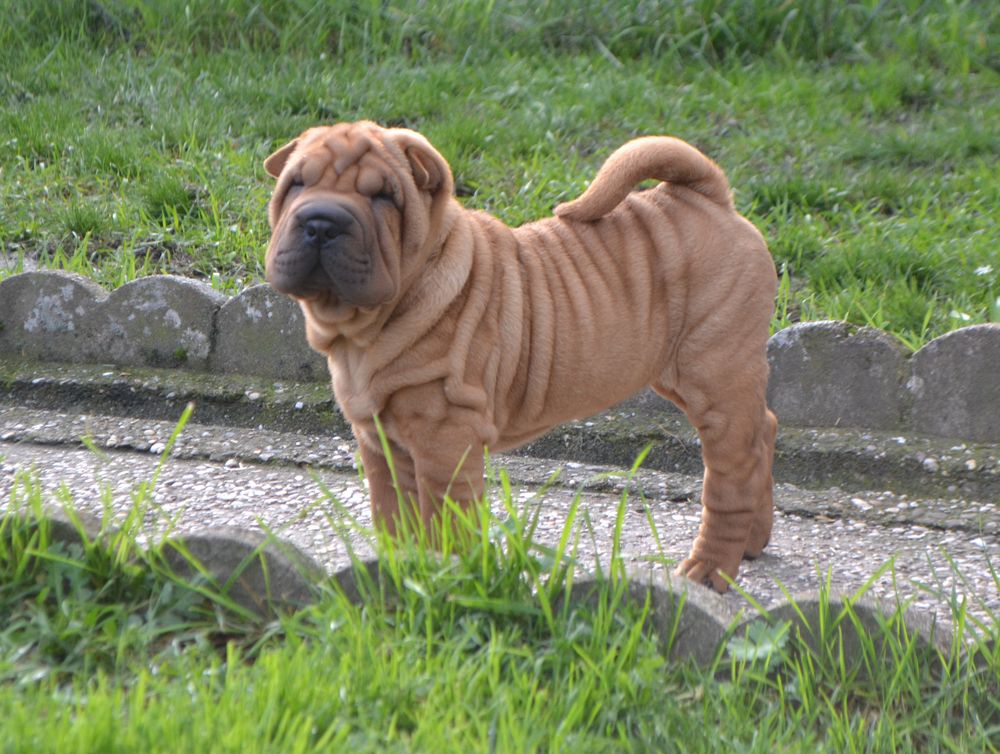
2;405;997;636
2;361;997;501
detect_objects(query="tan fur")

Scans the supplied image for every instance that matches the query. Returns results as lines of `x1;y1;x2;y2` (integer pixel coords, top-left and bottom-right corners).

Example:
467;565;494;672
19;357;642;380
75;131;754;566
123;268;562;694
263;121;778;591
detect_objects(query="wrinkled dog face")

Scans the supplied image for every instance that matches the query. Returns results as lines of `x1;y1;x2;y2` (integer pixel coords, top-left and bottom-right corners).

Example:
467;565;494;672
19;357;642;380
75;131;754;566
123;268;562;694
264;122;448;309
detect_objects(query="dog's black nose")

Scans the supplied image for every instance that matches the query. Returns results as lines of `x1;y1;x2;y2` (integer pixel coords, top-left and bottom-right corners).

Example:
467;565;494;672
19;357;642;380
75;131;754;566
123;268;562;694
302;216;340;243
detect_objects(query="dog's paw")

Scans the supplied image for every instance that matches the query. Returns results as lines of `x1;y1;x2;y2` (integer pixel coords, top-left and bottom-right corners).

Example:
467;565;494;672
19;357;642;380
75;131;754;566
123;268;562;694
675;557;734;593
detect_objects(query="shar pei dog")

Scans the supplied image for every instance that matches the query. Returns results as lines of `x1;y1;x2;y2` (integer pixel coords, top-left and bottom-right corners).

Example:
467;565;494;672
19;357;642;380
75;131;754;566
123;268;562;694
263;120;777;591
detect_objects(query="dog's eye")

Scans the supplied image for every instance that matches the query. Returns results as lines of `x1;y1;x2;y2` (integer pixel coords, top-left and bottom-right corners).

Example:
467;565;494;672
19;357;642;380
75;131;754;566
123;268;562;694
283;176;305;204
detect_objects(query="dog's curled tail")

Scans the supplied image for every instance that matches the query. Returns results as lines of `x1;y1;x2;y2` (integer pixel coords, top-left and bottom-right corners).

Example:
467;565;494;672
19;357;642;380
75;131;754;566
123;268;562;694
554;136;732;222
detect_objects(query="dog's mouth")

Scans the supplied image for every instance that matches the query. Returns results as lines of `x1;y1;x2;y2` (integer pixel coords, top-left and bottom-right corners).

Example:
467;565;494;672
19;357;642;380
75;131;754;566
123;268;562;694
266;203;395;308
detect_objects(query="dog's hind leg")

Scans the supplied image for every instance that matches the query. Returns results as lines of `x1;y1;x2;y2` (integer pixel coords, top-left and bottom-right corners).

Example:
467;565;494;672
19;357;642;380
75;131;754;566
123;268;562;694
654;353;777;592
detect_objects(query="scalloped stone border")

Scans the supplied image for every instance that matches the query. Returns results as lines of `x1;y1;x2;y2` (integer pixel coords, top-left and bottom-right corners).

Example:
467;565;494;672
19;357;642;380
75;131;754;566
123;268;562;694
23;507;953;668
1;271;997;442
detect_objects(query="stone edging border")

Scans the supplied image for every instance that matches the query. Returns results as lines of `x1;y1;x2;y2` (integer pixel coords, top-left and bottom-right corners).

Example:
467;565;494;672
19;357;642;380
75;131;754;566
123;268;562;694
1;271;997;443
26;506;959;669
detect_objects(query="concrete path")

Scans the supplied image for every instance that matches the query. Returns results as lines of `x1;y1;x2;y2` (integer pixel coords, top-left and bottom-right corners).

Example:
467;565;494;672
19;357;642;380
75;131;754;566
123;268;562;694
2;404;997;631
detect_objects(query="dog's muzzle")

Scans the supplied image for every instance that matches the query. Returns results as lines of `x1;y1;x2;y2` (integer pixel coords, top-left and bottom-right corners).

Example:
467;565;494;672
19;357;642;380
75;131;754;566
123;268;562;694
267;203;376;303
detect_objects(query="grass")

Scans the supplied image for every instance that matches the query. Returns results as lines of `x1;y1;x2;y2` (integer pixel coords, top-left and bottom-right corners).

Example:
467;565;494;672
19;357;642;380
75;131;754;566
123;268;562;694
2;447;999;752
0;0;998;348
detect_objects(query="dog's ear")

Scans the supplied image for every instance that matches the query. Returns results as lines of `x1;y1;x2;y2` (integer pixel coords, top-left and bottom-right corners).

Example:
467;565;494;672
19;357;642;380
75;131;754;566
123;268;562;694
264;139;298;178
405;145;445;192
393;132;453;196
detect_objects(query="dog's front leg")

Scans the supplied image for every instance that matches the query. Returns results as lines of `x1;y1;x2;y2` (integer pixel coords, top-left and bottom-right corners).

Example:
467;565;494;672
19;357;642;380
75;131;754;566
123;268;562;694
356;433;420;537
381;384;491;542
411;433;486;539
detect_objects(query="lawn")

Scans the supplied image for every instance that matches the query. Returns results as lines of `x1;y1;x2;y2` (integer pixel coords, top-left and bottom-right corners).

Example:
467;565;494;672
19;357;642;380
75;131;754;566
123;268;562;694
1;0;998;348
